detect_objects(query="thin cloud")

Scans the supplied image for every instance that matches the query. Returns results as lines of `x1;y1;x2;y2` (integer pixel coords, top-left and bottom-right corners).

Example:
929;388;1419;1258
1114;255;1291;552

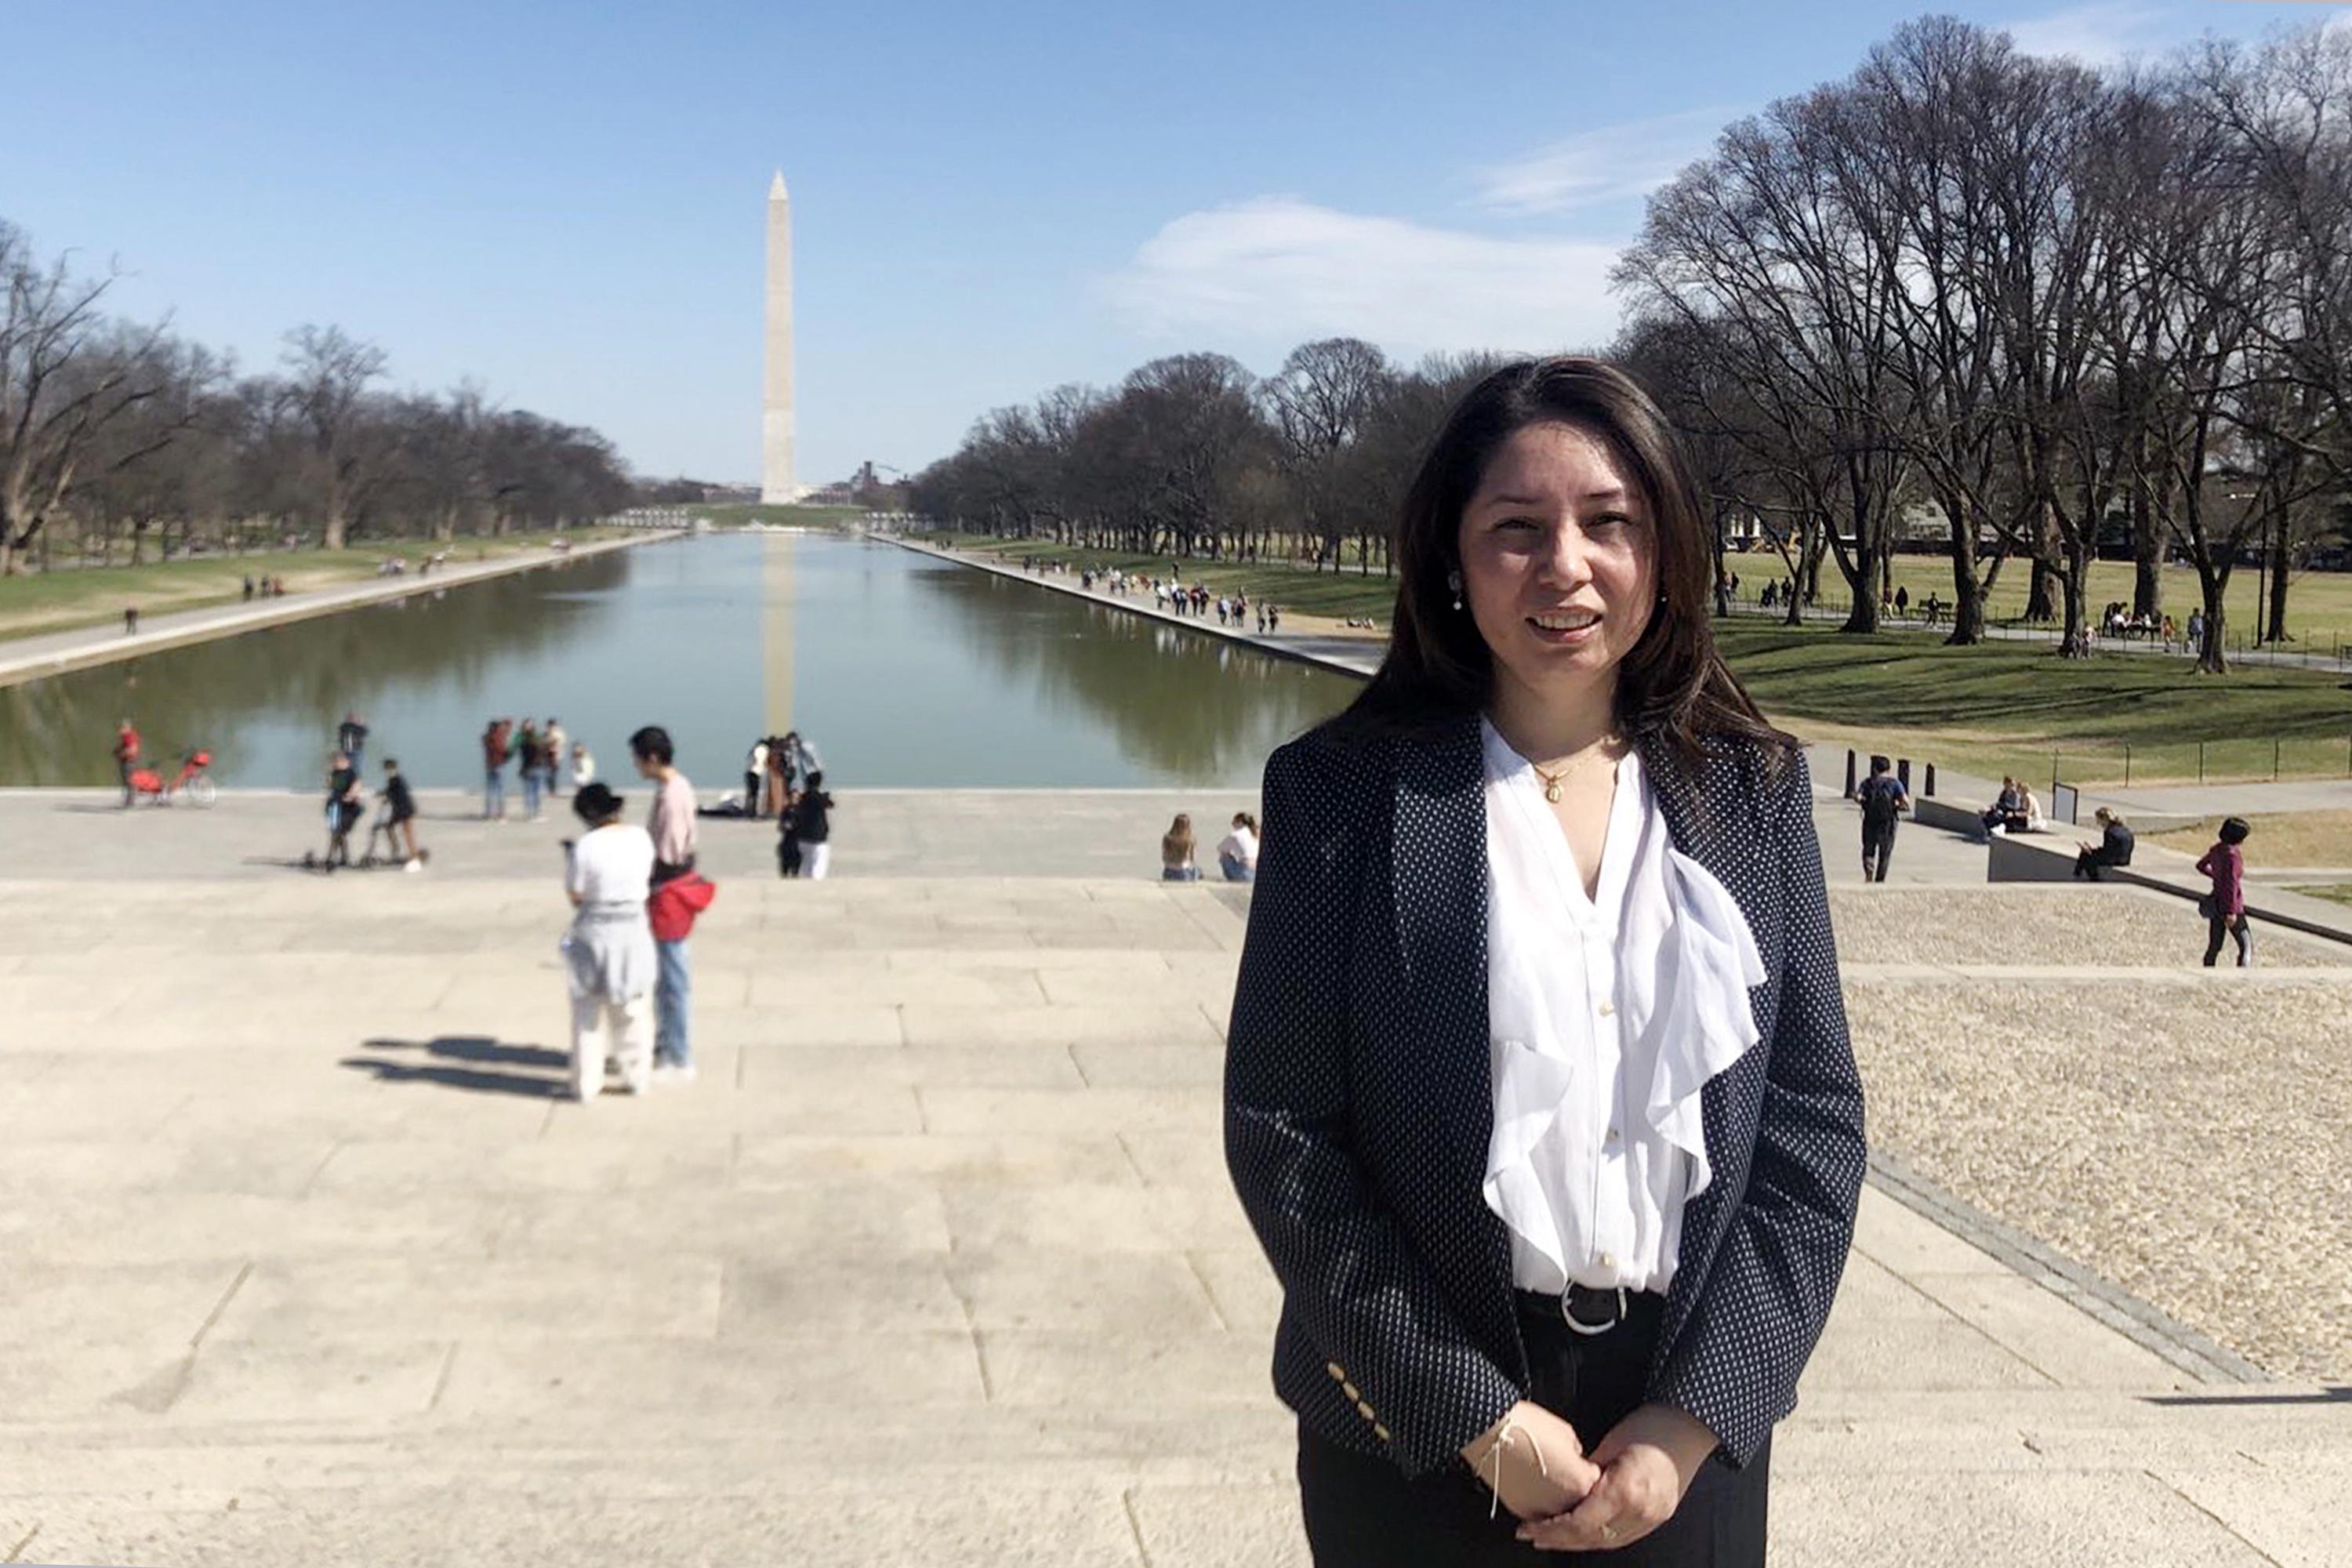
1472;110;1730;216
1104;198;1623;357
2000;2;2175;67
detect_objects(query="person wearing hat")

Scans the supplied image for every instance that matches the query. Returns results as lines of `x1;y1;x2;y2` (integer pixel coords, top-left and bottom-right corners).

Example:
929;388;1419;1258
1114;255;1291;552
561;782;658;1099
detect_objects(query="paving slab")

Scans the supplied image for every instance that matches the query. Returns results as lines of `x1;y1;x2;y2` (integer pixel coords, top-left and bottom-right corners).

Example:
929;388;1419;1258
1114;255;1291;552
5;793;2349;1565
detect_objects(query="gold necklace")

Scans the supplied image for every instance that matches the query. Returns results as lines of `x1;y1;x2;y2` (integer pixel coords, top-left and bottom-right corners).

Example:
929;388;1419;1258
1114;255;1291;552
1531;760;1570;803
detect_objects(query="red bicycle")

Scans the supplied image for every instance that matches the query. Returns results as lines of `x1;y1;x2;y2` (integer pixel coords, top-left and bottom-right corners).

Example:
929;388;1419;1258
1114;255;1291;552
126;747;217;808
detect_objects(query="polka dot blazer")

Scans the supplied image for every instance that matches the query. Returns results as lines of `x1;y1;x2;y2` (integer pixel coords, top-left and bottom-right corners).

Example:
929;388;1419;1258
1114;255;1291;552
1223;711;1865;1478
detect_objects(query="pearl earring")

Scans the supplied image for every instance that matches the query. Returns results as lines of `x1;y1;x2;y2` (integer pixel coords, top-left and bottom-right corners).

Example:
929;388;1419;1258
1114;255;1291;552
1447;571;1463;612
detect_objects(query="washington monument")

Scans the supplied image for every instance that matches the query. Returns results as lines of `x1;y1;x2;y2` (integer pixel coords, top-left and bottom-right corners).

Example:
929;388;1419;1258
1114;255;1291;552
760;169;797;503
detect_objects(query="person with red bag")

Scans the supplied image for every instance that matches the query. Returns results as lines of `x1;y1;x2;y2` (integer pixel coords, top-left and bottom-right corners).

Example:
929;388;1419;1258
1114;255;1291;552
633;725;708;1085
114;718;142;809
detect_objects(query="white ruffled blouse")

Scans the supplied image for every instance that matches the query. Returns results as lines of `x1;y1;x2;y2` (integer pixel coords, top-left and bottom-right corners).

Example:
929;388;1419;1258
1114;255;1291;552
1479;719;1766;1298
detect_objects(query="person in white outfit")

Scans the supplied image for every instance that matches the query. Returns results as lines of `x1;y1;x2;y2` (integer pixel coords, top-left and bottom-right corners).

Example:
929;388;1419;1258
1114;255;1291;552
561;782;657;1101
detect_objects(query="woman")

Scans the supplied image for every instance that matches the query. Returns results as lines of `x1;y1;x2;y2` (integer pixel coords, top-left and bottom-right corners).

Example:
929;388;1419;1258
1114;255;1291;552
1162;814;1201;881
2072;808;2134;881
1218;811;1261;883
2196;816;2253;968
1225;358;1865;1564
560;782;658;1100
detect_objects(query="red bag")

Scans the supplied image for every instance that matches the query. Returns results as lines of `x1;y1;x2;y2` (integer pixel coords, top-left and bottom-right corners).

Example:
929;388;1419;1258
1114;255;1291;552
648;871;717;941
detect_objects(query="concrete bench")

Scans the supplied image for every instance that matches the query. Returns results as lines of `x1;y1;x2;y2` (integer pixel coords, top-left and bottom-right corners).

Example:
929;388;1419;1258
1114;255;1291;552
1987;833;2352;950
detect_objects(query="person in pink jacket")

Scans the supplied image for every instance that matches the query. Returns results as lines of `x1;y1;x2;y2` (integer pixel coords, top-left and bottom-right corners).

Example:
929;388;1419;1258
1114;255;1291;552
2195;816;2253;968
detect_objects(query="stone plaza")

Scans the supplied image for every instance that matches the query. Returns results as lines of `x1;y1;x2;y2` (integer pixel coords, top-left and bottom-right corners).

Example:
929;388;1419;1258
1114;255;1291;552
3;786;2350;1566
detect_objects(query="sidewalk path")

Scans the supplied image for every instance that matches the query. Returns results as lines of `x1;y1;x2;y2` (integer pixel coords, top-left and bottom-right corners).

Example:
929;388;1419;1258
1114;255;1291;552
0;532;681;691
2;791;2346;1565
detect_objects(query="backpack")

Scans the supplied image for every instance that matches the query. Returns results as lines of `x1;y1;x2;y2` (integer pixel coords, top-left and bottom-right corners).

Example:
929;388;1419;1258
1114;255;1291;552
1860;776;1904;829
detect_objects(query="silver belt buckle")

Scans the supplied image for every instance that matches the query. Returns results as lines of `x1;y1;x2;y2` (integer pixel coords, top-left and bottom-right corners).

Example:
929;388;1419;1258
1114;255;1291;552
1560;1286;1628;1337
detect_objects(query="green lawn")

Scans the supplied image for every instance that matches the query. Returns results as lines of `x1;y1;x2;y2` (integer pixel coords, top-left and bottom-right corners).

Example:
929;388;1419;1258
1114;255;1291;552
1785;553;2352;652
0;528;625;643
911;529;2352;788
2296;884;2352;906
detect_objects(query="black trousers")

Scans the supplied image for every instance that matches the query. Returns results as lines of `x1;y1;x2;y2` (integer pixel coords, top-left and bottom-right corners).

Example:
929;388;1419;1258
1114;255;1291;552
1860;822;1895;882
1297;1294;1769;1566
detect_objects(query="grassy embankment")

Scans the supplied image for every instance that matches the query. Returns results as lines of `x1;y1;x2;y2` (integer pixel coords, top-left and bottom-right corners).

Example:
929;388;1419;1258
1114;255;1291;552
0;527;627;644
911;529;2352;789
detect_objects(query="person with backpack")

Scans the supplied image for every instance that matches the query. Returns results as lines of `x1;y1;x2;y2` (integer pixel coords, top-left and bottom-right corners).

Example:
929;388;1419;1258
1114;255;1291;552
1856;754;1910;884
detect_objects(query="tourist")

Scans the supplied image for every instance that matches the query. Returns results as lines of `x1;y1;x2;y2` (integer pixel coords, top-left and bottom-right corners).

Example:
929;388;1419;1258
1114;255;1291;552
543;717;568;798
1893;584;1908;617
382;757;423;870
2016;781;2044;832
569;741;596;793
123;605;140;637
114;717;142;809
1160;813;1201;881
2073;808;2135;881
242;575;256;602
2187;608;2206;652
1266;603;1282;632
775;789;804;877
1216;811;1259;882
517;719;546;821
764;736;789;818
744;735;770;818
336;711;369;773
323;751;365;871
1856;754;1909;883
482;718;511;820
1979;776;2027;839
793;769;835;880
2196;816;2255;968
1223;358;1862;1558
633;724;702;1083
779;730;822;793
560;782;657;1100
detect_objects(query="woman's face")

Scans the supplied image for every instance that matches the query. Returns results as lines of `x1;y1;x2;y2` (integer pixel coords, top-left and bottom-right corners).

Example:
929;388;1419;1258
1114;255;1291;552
1454;420;1658;714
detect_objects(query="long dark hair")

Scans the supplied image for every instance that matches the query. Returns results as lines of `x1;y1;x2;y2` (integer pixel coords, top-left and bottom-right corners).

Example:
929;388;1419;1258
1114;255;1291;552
1339;357;1784;762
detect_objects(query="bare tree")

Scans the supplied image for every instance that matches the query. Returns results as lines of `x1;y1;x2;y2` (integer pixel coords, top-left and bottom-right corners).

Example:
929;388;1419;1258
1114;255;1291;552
278;323;387;550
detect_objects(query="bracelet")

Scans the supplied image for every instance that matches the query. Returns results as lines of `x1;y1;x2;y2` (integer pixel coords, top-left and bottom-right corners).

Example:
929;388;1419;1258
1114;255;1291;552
1475;1414;1548;1519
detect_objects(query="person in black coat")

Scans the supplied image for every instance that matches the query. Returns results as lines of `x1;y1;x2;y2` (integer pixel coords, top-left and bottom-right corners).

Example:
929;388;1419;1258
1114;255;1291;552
2072;808;2135;880
1225;358;1865;1565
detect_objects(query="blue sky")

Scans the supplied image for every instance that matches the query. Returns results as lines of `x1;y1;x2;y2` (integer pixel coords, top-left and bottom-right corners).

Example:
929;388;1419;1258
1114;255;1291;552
0;2;2321;486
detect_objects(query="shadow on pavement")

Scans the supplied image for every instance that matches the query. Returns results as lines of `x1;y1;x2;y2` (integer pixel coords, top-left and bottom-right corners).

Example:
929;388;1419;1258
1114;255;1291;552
342;1034;571;1098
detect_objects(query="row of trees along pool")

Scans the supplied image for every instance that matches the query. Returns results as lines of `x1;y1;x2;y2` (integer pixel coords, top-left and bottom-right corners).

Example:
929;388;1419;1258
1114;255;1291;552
911;17;2352;676
0;221;635;577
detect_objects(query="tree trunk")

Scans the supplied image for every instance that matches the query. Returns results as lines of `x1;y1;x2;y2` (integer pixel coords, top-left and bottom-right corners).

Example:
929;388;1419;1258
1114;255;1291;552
1945;492;1985;645
2265;517;2292;644
2195;568;2229;674
2056;542;2092;658
2130;474;2161;618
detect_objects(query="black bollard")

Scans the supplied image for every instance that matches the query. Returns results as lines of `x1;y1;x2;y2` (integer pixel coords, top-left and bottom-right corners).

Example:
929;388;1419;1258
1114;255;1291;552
1843;750;1858;800
1924;763;1937;798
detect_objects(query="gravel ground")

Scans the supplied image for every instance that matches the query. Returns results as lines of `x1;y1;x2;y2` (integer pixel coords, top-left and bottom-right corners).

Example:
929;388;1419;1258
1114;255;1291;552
1830;884;2348;968
1847;965;2352;1379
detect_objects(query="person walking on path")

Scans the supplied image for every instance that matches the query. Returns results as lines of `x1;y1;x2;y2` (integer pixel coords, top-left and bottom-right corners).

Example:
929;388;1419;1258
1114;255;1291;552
481;718;512;821
2196;816;2255;968
381;758;423;869
123;606;140;636
1161;813;1202;882
1224;358;1863;1562
114;718;142;808
336;712;369;774
1218;811;1259;882
1856;754;1910;884
633;725;699;1083
792;770;836;878
560;782;658;1101
2072;808;2135;881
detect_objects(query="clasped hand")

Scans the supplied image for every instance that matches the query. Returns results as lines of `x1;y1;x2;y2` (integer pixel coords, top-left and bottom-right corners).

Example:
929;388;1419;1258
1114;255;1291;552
1467;1401;1717;1552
